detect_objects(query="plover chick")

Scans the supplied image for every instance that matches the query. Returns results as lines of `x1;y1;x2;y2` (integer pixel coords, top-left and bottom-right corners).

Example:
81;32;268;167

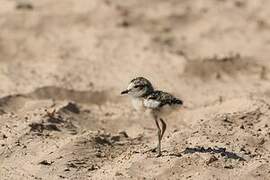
121;77;183;157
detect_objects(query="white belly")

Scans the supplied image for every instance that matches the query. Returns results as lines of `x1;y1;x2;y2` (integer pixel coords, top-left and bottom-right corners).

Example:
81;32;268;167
143;99;161;109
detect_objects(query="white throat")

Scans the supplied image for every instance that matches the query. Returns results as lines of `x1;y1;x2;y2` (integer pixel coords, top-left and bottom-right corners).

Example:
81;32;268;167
131;97;146;111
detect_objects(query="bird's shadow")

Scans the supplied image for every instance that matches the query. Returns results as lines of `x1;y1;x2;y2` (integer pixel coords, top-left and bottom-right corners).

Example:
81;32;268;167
181;146;246;161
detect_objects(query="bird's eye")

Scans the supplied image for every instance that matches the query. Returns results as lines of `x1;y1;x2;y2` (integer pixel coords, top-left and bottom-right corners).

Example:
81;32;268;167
134;85;141;88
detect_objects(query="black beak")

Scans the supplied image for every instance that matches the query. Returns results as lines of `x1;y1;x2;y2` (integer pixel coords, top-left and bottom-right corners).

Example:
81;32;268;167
121;89;129;94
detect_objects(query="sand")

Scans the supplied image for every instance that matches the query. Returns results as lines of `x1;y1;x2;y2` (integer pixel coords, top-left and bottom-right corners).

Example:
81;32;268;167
0;0;270;179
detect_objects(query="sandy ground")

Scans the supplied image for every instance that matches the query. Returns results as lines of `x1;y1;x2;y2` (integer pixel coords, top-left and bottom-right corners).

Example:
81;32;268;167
1;0;270;179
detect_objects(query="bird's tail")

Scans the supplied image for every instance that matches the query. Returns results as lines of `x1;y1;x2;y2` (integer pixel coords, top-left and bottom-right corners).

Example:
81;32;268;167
173;98;183;105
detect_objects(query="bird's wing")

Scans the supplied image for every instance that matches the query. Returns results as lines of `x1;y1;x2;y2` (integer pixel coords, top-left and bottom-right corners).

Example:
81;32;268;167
147;91;183;107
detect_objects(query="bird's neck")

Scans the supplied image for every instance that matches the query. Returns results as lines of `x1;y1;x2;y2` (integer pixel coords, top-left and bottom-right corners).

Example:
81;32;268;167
140;87;154;98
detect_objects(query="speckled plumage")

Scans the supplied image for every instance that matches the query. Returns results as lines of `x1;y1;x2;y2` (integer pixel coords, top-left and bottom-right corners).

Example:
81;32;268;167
144;90;183;109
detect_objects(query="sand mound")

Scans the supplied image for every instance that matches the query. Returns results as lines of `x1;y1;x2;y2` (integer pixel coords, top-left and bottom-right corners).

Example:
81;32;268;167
184;54;268;81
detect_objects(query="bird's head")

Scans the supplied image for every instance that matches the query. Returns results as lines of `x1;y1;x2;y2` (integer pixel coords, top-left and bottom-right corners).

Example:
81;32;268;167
121;77;154;98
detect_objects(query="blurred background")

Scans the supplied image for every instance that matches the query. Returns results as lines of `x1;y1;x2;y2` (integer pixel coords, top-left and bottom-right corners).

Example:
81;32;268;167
1;0;270;179
1;0;270;99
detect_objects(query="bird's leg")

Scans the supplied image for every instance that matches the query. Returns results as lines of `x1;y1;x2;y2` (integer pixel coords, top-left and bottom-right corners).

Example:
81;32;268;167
159;118;167;141
154;115;162;157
